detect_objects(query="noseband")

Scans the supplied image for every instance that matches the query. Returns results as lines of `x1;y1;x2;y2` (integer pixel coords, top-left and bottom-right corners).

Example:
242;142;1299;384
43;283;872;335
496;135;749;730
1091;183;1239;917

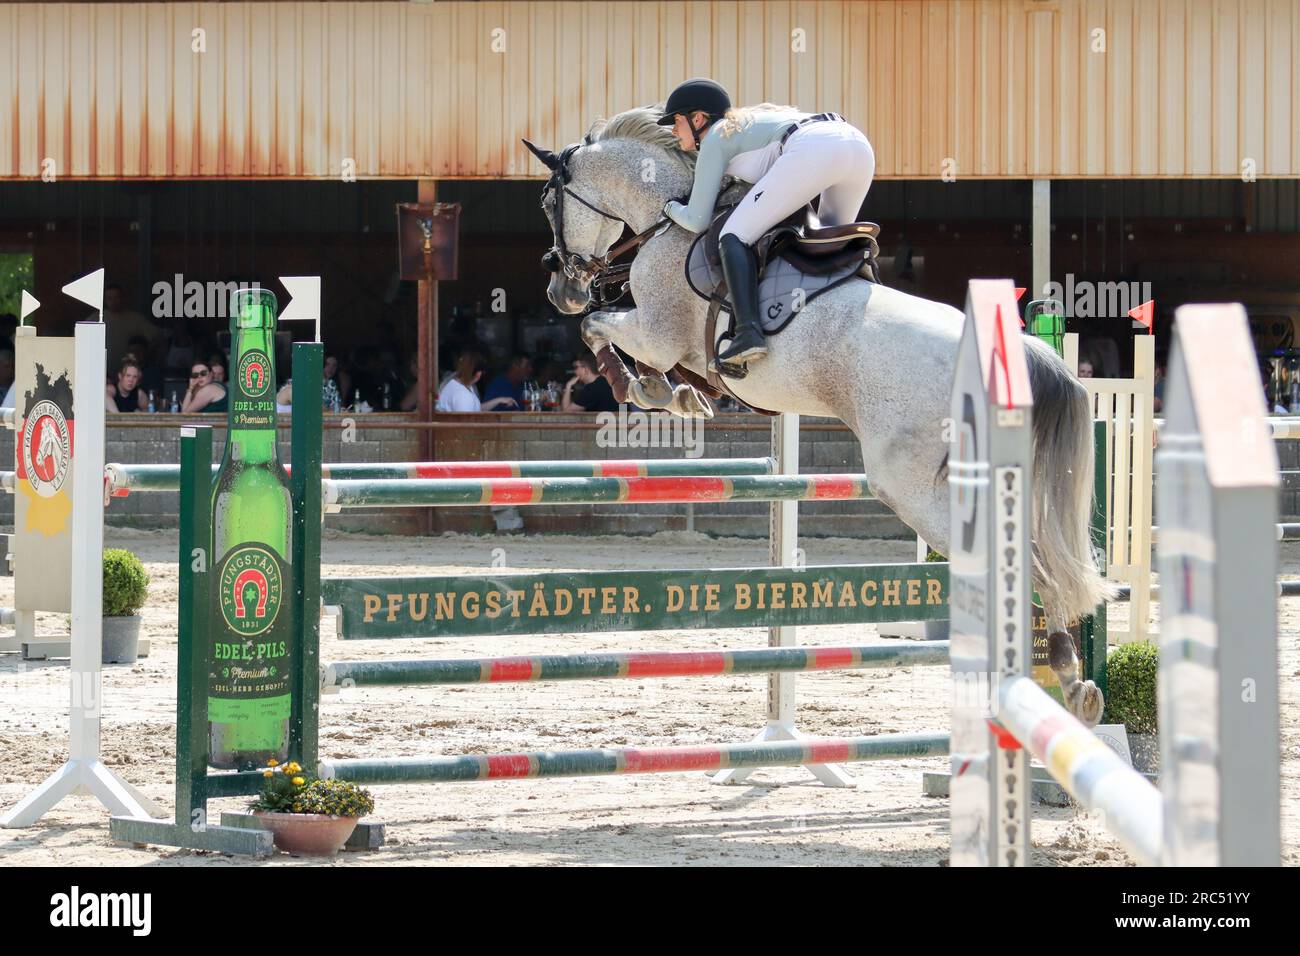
541;142;667;308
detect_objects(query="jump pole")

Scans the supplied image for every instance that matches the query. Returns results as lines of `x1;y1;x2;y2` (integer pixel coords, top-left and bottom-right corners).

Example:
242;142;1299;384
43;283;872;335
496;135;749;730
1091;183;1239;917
323;642;952;688
103;457;778;496
321;733;950;785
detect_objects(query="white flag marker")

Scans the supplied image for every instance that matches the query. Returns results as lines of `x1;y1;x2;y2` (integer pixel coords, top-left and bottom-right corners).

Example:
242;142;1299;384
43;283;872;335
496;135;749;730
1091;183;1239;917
279;276;321;342
19;290;39;325
62;268;105;318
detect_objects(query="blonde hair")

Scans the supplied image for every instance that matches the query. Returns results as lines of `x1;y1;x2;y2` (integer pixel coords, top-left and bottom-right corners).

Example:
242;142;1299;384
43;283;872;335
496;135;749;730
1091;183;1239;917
715;103;798;137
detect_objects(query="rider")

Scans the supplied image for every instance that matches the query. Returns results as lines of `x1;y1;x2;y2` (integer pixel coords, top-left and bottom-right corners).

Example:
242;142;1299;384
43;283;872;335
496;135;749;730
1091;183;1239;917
657;78;876;373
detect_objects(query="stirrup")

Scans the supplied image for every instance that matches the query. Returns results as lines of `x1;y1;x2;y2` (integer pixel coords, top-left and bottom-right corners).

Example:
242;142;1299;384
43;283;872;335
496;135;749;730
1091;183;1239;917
711;357;750;380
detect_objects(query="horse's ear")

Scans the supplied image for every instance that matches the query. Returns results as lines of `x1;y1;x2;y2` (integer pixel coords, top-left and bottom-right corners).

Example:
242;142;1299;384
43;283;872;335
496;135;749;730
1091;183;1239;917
522;138;560;171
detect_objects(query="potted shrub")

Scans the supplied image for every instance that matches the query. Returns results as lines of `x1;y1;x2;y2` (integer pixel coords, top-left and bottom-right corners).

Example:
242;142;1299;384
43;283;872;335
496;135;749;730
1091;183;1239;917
249;761;375;857
102;548;148;663
1104;640;1159;774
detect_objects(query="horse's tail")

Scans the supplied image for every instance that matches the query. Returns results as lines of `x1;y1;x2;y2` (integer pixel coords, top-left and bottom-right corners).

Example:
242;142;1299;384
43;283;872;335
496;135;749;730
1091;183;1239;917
1022;336;1118;623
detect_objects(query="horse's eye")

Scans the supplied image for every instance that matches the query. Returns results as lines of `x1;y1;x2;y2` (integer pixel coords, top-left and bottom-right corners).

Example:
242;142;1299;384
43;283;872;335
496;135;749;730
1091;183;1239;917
541;250;560;273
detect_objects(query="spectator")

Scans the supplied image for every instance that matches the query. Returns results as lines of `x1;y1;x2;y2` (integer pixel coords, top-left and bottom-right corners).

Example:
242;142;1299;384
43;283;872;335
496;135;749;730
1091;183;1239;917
0;348;13;393
97;284;160;371
436;349;517;412
277;354;359;412
324;353;352;407
562;354;618;412
208;352;228;384
1152;360;1165;413
124;335;164;397
1077;360;1095;379
483;354;531;410
105;359;149;413
181;361;228;413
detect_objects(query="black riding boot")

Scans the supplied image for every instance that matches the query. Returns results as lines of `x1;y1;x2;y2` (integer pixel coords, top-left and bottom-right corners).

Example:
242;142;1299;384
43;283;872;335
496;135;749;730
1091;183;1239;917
714;234;768;372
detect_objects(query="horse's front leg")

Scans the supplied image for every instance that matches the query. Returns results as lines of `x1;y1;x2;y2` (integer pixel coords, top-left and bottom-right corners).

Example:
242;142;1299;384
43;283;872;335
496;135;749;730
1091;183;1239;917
582;310;696;414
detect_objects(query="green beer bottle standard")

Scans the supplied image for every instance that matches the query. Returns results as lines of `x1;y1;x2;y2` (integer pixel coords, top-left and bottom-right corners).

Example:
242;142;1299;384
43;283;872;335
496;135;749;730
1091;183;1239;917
209;288;294;770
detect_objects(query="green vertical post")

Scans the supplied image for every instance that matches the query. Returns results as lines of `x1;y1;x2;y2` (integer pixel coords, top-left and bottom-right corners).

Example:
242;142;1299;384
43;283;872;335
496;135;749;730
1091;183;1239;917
291;342;324;775
110;428;273;854
177;426;214;829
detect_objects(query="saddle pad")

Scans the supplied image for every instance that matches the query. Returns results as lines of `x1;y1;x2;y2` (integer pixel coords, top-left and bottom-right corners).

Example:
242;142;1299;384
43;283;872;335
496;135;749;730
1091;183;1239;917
686;233;863;335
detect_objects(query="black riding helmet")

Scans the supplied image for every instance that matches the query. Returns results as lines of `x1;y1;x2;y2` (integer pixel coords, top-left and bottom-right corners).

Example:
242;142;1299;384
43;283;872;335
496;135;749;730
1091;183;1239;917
657;78;731;146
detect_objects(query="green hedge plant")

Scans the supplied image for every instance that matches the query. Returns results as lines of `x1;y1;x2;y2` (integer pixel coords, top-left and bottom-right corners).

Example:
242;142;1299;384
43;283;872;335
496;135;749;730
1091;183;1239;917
1104;640;1159;734
103;548;149;617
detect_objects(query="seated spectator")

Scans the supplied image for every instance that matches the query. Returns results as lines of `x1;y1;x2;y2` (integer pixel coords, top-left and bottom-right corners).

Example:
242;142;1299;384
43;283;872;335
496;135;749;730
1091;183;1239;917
324;353;351;407
436;349;517;412
208;351;228;384
1077;360;1095;378
181;361;228;413
124;335;164;397
105;359;149;413
562;354;618;412
483;354;532;410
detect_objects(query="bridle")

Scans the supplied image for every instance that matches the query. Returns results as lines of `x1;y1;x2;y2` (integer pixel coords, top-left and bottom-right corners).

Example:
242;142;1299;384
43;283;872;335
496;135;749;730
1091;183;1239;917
540;141;668;308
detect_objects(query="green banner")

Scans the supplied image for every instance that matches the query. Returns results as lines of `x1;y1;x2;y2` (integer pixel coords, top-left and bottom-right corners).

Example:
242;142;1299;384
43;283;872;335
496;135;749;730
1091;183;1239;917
322;563;949;640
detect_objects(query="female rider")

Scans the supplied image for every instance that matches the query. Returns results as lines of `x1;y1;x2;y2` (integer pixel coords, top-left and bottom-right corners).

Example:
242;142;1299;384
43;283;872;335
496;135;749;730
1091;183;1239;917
657;78;876;374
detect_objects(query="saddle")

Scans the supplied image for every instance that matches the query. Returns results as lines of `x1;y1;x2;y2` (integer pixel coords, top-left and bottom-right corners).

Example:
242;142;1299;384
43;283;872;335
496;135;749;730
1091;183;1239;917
685;201;881;399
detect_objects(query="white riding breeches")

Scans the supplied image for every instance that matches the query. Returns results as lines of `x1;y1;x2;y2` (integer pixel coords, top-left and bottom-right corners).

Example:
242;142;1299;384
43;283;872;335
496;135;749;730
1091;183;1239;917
720;121;876;245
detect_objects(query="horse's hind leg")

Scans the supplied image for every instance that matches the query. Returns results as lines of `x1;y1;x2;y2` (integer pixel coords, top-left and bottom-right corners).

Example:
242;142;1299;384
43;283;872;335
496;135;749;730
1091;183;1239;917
1045;608;1104;727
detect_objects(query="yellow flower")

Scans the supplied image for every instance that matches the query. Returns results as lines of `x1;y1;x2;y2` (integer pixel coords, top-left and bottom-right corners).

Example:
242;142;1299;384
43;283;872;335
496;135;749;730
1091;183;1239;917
266;759;279;767
263;770;274;778
285;762;302;774
292;777;306;786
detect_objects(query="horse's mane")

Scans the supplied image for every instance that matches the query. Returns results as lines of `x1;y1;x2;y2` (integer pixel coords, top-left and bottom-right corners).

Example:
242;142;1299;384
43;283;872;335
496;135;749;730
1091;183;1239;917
587;106;696;171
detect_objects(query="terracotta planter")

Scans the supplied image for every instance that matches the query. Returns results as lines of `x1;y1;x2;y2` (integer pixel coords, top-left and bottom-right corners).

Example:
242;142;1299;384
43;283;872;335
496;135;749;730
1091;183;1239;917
250;811;360;857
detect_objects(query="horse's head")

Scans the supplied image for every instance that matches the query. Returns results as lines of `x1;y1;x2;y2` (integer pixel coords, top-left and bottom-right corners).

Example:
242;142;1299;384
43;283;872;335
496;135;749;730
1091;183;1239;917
524;109;693;314
524;136;628;314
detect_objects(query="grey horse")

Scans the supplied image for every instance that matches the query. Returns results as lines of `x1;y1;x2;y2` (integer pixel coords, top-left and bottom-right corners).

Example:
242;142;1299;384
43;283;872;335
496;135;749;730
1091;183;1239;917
528;107;1111;725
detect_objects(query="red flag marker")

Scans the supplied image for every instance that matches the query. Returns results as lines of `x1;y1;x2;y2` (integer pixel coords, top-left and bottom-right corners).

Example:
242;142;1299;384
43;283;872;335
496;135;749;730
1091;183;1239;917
1128;299;1155;334
1014;287;1026;301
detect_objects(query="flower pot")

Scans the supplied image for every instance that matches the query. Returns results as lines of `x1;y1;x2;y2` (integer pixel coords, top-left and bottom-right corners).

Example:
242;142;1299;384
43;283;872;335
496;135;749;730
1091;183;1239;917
251;810;360;857
102;614;142;664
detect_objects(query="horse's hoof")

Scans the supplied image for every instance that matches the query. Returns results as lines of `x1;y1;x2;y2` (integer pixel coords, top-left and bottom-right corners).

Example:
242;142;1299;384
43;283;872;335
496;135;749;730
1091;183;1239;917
673;387;714;420
1076;681;1104;728
632;377;673;407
